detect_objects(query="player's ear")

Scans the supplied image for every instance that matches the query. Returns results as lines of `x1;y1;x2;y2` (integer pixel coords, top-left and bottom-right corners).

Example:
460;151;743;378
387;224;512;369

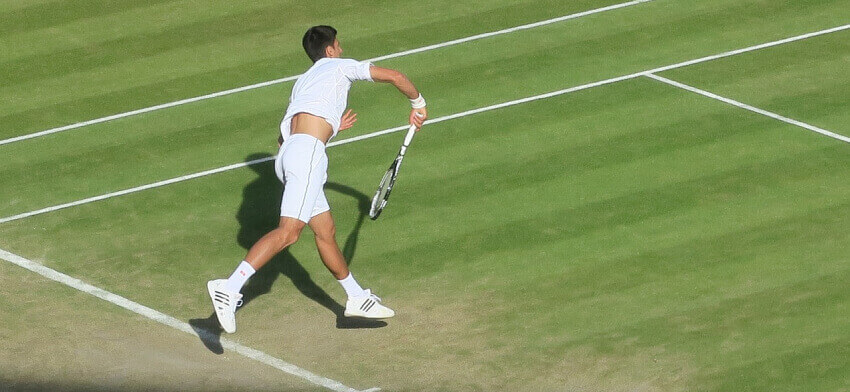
324;44;335;58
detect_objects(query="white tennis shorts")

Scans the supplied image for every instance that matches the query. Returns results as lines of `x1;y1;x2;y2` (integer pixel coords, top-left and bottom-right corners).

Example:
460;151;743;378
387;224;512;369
274;134;330;223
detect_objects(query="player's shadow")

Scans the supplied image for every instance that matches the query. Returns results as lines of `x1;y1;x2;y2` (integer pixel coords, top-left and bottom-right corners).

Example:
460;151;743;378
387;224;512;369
190;153;383;354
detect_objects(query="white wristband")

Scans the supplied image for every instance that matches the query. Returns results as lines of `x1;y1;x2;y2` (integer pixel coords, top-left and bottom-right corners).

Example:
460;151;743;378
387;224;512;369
410;94;426;109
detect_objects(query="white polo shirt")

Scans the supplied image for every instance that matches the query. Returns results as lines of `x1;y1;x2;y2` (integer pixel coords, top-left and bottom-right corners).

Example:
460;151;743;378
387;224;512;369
280;57;374;142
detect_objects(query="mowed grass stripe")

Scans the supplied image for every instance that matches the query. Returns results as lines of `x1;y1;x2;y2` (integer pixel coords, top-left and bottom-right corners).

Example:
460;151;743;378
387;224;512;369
0;0;286;61
446;183;849;391
646;73;850;142
1;78;847;389
0;0;623;138
0;0;172;35
3;16;849;220
0;0;648;145
363;125;835;278
276;80;829;264
657;30;850;133
3;0;847;141
374;140;848;389
0;0;55;13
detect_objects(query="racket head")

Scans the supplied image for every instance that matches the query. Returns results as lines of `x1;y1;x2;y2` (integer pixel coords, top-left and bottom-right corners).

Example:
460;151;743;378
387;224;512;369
369;162;397;219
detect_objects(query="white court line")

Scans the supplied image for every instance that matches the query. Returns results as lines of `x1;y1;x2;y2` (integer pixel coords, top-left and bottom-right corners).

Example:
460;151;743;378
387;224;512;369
1;23;849;225
0;247;377;392
0;0;653;147
645;73;850;143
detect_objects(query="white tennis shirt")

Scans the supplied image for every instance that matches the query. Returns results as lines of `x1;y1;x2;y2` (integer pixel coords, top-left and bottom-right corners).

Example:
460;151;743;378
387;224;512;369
280;57;374;142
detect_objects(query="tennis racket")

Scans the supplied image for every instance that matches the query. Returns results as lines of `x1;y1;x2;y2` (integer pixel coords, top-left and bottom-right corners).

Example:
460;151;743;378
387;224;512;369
369;123;418;220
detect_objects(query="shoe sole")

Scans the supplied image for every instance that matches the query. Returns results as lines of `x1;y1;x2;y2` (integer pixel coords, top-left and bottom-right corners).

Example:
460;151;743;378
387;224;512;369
343;310;394;319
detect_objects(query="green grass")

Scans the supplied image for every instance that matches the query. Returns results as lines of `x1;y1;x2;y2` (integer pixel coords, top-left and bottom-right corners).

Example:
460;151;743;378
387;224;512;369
0;0;614;137
1;0;848;391
0;262;322;392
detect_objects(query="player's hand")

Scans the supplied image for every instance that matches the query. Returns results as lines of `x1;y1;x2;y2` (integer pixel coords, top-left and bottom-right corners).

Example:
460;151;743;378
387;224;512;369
339;109;357;131
410;108;427;130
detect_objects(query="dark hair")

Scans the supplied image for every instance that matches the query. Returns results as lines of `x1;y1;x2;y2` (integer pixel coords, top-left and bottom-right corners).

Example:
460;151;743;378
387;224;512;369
302;25;337;62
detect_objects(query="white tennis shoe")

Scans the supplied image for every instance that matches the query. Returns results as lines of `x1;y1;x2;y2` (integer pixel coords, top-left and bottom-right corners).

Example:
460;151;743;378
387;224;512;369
207;279;242;333
344;289;395;319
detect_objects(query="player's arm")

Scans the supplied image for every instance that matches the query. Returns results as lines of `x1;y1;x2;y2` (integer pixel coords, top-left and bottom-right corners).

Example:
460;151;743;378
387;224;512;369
369;66;428;129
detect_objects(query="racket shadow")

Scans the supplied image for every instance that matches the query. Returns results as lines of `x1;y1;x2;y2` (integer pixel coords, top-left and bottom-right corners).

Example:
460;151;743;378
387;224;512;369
191;153;383;353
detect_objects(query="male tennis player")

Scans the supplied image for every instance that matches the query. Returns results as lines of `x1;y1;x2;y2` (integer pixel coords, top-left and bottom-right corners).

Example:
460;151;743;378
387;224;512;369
206;25;427;333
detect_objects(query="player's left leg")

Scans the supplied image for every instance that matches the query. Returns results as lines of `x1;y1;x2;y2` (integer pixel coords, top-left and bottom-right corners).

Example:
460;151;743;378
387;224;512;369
207;217;305;333
309;210;350;280
208;133;324;333
308;210;394;319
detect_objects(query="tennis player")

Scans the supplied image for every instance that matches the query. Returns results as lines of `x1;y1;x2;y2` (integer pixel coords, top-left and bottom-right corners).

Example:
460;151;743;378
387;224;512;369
207;25;428;333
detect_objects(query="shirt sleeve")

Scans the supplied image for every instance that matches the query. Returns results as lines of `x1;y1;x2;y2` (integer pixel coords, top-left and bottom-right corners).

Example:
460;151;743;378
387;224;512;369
341;59;374;82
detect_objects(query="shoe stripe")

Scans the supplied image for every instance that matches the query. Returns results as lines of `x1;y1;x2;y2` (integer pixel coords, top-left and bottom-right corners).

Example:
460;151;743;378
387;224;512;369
364;301;376;313
360;299;372;311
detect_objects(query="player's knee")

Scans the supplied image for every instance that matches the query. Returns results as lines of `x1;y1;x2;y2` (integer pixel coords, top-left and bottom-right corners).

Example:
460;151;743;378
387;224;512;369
315;224;336;242
316;226;336;241
276;227;302;246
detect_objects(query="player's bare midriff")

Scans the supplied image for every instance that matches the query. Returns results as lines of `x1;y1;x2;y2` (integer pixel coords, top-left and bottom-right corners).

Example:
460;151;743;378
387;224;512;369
290;112;333;144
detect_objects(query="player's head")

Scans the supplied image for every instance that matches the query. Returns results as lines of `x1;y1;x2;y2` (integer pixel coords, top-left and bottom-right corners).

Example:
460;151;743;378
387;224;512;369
303;25;342;62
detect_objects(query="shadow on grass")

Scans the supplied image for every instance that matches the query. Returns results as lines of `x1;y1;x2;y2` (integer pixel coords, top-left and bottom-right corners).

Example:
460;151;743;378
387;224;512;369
190;153;384;354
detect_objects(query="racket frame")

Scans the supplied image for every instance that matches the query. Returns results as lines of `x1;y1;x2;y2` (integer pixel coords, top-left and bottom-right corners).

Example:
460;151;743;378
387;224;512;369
369;124;417;219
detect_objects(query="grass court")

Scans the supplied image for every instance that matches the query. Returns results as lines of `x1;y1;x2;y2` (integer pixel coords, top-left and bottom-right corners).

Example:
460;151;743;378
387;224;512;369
0;0;848;390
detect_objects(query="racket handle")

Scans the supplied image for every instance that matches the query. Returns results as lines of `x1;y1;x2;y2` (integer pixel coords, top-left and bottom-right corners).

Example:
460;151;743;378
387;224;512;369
403;112;424;147
402;124;417;147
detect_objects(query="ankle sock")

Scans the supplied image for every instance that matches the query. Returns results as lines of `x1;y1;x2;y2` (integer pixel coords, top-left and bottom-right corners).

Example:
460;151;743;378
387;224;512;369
337;273;366;298
224;261;255;293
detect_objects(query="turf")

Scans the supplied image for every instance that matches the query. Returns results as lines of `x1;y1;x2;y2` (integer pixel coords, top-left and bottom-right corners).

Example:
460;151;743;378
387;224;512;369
0;0;613;138
1;0;848;391
2;0;848;217
0;262;324;392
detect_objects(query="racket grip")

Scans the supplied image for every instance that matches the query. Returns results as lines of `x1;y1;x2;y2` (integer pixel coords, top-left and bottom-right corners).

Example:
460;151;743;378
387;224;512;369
402;124;417;147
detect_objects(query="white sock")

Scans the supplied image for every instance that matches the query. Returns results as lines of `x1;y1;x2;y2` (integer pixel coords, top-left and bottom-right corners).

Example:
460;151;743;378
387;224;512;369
337;273;366;298
224;261;255;293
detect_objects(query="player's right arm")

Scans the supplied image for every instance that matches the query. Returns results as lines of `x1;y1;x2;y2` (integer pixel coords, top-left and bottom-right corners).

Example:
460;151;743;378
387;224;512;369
369;66;428;129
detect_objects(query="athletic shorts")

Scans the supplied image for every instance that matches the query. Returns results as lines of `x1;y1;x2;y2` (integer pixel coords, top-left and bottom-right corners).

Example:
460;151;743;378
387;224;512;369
274;133;330;223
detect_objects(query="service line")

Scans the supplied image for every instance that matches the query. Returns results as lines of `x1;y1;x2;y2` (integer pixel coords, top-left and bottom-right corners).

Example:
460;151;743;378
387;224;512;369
645;73;850;143
1;23;848;225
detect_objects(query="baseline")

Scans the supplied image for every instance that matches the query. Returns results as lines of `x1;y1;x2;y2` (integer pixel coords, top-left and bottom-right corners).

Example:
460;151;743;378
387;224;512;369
0;247;378;392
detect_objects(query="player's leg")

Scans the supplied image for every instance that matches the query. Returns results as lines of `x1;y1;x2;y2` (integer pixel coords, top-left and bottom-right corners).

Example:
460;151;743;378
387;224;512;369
308;207;395;319
308;199;349;280
208;134;325;332
207;217;305;333
245;217;305;271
